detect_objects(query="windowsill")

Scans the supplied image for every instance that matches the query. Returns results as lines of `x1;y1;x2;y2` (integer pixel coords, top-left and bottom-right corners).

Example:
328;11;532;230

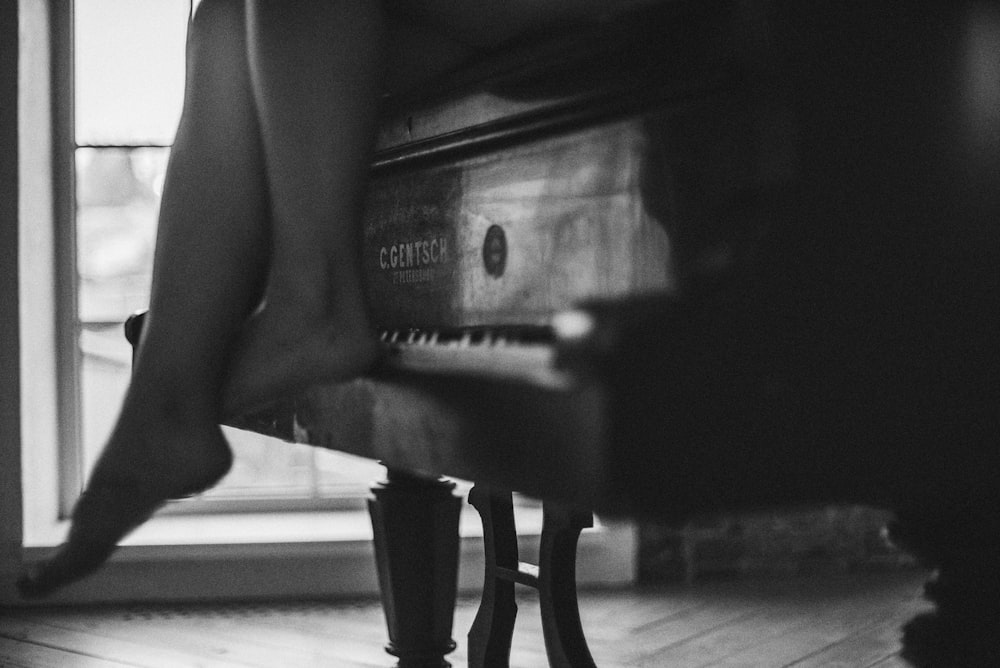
24;510;378;551
18;506;634;605
23;501;547;551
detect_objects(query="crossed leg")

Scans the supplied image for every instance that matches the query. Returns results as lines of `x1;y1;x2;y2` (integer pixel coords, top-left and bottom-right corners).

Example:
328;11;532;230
221;0;388;418
18;0;393;597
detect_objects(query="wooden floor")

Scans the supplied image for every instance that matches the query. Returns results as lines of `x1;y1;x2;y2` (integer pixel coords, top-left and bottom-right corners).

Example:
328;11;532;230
0;570;928;667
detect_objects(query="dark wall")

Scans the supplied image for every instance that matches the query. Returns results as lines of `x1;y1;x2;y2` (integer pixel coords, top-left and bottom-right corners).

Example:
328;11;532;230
0;0;24;563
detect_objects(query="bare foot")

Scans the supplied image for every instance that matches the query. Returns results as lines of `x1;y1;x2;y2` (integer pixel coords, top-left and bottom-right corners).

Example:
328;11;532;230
221;303;383;418
18;415;232;598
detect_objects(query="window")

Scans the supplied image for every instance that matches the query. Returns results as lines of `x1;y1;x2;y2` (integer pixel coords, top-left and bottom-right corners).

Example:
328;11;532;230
68;0;383;515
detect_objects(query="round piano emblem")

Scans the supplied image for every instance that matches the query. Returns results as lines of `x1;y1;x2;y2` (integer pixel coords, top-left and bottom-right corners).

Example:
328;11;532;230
482;225;507;278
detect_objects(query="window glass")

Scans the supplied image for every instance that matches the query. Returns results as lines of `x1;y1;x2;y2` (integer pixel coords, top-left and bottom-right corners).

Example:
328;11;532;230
74;0;188;145
76;146;162;321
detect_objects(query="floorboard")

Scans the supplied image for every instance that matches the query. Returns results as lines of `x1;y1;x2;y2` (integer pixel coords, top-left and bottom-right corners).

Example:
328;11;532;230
1;570;928;667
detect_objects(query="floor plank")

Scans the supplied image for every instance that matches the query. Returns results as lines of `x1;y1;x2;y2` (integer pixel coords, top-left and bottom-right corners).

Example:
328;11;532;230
0;617;232;668
866;656;913;668
29;606;386;668
703;574;928;668
1;570;928;668
785;605;926;668
0;635;132;668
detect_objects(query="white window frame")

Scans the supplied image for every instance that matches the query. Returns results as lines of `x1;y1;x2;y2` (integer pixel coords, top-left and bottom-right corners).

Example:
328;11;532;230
4;0;637;606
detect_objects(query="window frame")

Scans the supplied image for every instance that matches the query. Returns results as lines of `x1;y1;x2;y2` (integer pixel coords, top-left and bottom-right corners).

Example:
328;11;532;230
52;0;84;518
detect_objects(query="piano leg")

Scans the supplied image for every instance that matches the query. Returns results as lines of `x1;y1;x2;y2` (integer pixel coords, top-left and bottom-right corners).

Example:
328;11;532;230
467;486;518;667
468;485;596;668
369;468;462;668
537;502;597;668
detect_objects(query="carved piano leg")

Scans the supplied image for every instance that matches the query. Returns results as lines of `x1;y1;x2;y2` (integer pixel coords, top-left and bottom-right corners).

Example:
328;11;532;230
888;508;1000;667
537;502;597;668
369;469;462;668
468;485;596;668
467;486;519;668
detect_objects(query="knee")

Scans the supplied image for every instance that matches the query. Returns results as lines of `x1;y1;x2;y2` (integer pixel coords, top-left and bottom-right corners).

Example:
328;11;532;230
189;0;245;44
184;0;247;61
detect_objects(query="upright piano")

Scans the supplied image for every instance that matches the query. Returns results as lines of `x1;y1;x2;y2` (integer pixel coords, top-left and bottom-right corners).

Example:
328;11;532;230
130;2;1000;665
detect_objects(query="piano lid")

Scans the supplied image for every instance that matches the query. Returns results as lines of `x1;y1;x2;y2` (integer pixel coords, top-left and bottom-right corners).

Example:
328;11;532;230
372;0;738;171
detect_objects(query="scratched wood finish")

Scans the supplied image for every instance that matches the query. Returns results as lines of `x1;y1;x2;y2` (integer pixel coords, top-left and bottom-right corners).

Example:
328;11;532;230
362;118;676;330
0;572;927;668
359;0;763;331
296;373;608;506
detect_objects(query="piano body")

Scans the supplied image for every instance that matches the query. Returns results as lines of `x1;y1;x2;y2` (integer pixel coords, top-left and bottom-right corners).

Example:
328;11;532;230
129;2;1000;665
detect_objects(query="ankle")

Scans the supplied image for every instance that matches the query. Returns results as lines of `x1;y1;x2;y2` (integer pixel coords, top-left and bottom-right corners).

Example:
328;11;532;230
122;373;223;425
93;416;232;491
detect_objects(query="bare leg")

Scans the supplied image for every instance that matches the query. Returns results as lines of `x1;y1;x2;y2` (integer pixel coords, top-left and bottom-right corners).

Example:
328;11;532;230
219;0;654;416
19;0;270;597
221;0;388;416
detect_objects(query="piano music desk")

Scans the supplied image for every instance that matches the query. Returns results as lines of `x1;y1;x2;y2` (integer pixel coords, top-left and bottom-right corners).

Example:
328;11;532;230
132;2;1000;666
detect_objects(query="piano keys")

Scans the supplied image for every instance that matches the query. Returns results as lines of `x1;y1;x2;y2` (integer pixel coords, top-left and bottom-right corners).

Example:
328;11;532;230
379;325;569;389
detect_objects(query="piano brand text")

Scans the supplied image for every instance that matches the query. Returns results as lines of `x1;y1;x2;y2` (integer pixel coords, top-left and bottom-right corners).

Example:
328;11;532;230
379;236;450;271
